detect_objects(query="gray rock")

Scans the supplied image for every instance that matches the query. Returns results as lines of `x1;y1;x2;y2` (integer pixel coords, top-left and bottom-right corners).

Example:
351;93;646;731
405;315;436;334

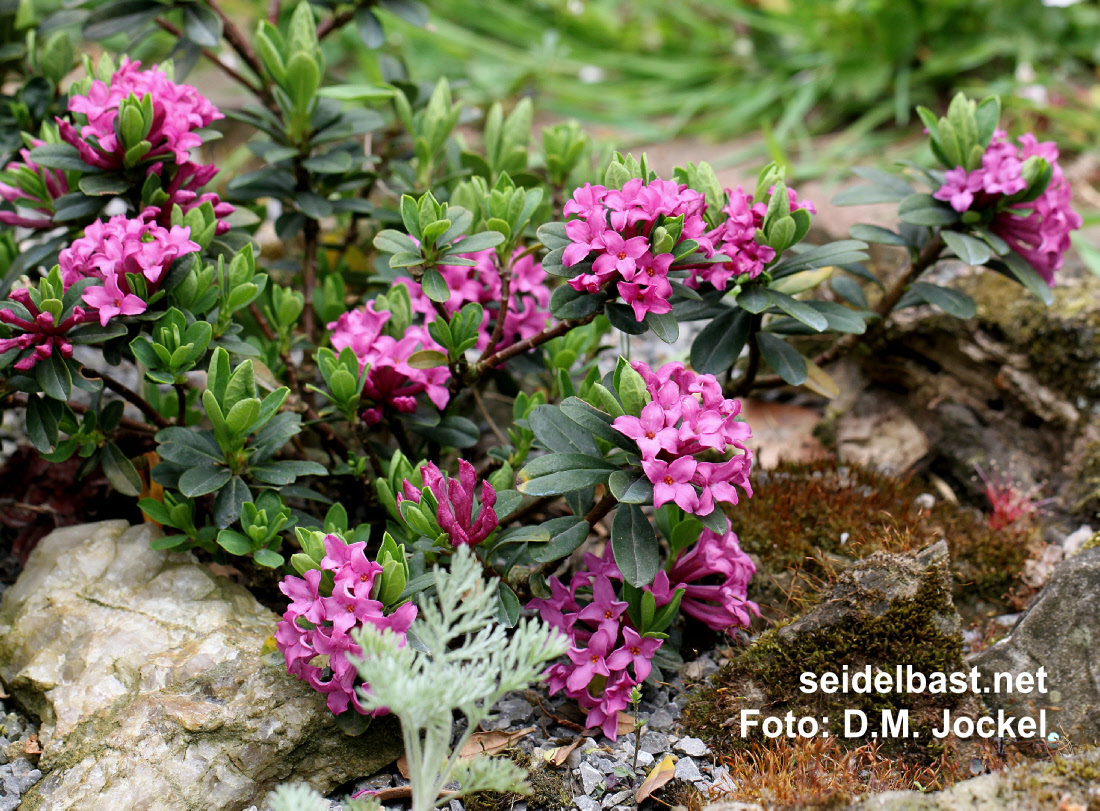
639;731;668;755
448;799;465;811
578;761;603;795
970;547;1100;743
647;708;675;730
674;736;708;757
573;795;600;811
601;790;632;808
674;756;703;783
0;520;403;811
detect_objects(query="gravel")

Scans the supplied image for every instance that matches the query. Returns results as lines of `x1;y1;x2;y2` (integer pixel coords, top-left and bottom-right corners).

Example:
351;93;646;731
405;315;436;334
0;702;42;811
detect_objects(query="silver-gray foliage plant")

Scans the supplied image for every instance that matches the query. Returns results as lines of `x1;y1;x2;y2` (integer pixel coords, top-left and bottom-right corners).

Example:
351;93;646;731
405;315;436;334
351;544;568;811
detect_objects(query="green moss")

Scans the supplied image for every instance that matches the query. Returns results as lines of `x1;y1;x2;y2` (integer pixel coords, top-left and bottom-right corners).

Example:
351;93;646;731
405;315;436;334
730;460;1038;619
463;750;569;811
967;273;1100;399
681;561;967;763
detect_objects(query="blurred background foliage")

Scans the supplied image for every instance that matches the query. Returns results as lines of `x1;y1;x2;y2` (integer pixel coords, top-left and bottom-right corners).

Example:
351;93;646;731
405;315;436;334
9;0;1100;182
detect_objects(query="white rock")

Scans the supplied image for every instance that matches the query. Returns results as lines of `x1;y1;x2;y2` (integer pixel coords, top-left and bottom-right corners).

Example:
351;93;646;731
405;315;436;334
0;521;403;810
674;736;708;757
573;795;600;811
675;756;704;783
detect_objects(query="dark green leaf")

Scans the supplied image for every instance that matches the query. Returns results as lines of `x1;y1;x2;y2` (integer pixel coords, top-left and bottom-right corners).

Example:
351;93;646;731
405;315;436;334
756;333;807;385
770;241;870;276
25;395;58;452
529;516;590;563
897;193;959;227
410;414;480;448
941;231;992;266
736;285;770;313
36;351;72;401
608;471;653;504
644;311;679;343
178;465;231;497
528;405;599;456
549;285;605;320
78;175;130;196
830;274;869;308
495;582;520;628
910;282;977;318
559;397;636;451
27;143;92;172
604;302;648;334
495;489;523;519
691;308;750;374
611;504;658;587
517;468;613;497
994;252;1054;306
83;0;162;39
848;224;908;247
183;3;222;47
766;290;828;332
214;475;251;528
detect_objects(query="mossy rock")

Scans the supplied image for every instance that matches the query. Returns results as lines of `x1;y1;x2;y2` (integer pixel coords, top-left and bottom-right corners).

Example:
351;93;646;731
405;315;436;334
682;541;980;763
463;750;571;811
730;460;1039;621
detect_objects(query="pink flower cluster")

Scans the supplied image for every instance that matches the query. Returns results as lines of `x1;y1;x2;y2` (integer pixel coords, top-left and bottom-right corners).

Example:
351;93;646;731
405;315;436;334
562;179;710;321
668;518;759;631
59;57;222;169
276;534;417;715
614;361;753;517
59;215;200;326
0;290;88;371
933;130;1081;284
398;246;550;354
328;301;450;420
0;141;69;229
695;186;815;290
399;459;499;546
143;161;234;236
529;547;665;739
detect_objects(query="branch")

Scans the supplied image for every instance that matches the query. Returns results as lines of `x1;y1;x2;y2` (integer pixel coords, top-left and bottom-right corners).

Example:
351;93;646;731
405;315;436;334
83;369;171;428
584;491;616;525
480;254;512;362
317;7;359;39
731;313;763;397
469;311;600;380
155;18;264;97
205;0;271;97
743;233;946;392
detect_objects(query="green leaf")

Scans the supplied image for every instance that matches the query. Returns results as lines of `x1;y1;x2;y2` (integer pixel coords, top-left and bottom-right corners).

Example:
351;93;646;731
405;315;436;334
941;231;992;267
691;308;750;374
520;452;619;477
214;475;251;528
770;241;870;276
611;504;658;587
608;471;654;504
182;3;222;47
36;351;72;401
995;252;1054;305
832;184;909;206
527;405;600;456
101;443;142;496
849;224;908;247
644;311;679;344
766;290;829;332
253;548;286;568
217;530;254;556
736;285;770;314
178;465;232;497
407;350;448;369
909;282;977;319
495;489;523;519
897;193;959;227
421;268;450;303
613;357;648;419
78;175;130;196
83;0;161;39
25;395;58;452
517;468;613;497
549;285;605;320
410;414;480;448
604;302;649;335
559;397;636;451
495;582;520;628
529;517;590;563
446;231;505;254
756;333;807;385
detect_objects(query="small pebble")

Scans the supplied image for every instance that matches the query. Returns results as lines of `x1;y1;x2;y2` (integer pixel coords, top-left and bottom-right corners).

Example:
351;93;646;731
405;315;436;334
449;799;464;811
639;731;668;755
674;736;708;757
578;761;604;795
674;756;703;783
602;789;632;808
573;795;600;811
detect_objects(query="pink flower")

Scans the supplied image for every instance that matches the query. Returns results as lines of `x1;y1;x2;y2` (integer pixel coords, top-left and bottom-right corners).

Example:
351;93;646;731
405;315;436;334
82;274;147;325
329;302;451;414
593;233;649;276
668;519;758;632
643;456;699;512
566;627;616;691
60;215;200;289
606;627;663;682
576;575;629;628
613;402;679;458
60;57;222;170
0;289;89;371
931;130;1080;285
275;533;416;717
404;459;499;547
